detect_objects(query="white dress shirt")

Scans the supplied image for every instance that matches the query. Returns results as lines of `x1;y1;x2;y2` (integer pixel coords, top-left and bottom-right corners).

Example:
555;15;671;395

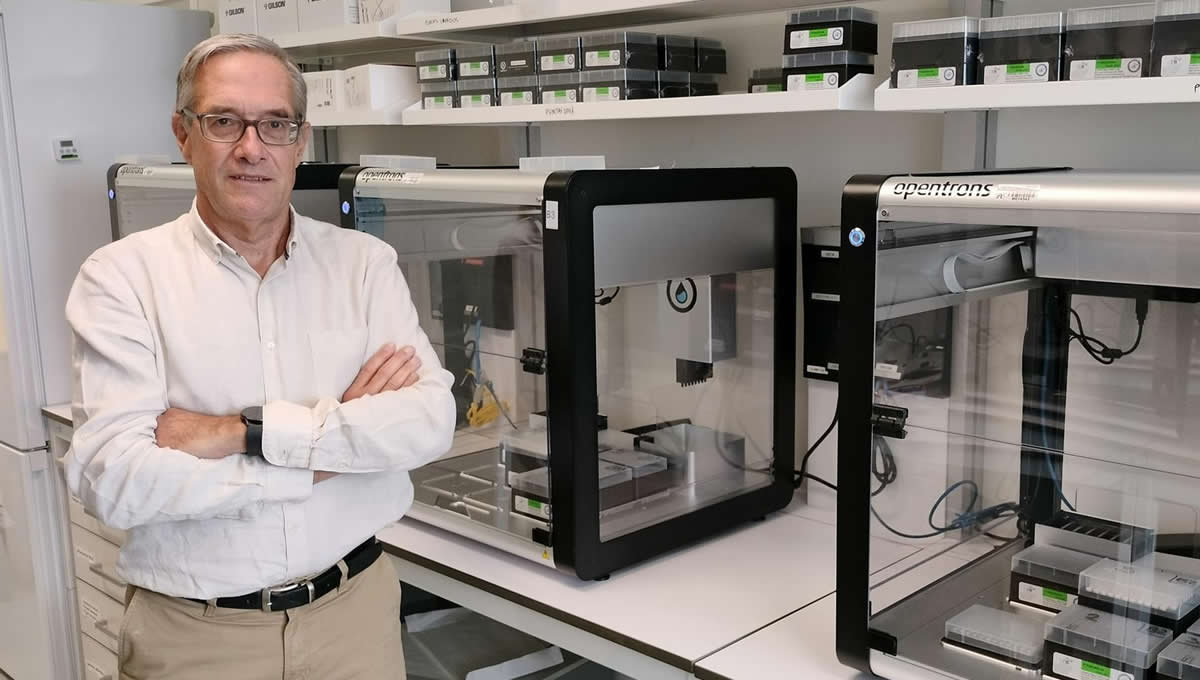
64;202;455;599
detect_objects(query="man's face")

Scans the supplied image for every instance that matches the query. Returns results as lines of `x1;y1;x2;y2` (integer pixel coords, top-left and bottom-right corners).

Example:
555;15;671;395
172;51;308;228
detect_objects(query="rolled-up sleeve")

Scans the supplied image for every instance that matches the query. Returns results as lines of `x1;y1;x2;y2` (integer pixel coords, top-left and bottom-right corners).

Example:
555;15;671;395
261;243;456;473
65;256;314;531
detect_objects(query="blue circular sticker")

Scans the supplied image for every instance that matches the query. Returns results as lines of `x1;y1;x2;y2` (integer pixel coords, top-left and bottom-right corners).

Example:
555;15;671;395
341;201;350;215
849;227;866;247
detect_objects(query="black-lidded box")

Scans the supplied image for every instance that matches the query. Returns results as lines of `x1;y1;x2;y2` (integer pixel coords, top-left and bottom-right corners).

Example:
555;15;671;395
1064;3;1155;81
538;72;579;105
455;78;497;108
1042;604;1173;680
456;44;496;80
420;81;457;110
658;35;696;71
536;36;582;74
784;6;878;55
579;68;659;101
416;48;455;83
979;12;1065;84
784;51;873;90
582;31;659;70
658;70;691;98
496;40;537;77
891;16;980;88
497;75;538;106
748;67;784;93
690;72;719;96
1152;0;1200;77
695;38;728;73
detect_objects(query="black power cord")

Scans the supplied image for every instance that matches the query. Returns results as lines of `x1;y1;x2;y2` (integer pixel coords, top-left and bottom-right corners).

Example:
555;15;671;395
594;288;621;306
1069;298;1149;365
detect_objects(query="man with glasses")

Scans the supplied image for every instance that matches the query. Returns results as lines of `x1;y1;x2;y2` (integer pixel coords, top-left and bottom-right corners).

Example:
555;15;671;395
64;34;455;679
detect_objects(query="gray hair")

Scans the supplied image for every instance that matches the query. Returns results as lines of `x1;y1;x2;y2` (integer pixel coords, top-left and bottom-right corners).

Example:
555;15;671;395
176;33;307;121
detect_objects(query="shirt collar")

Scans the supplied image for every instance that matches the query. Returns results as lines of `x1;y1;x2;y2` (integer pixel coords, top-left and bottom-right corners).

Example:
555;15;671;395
187;199;301;264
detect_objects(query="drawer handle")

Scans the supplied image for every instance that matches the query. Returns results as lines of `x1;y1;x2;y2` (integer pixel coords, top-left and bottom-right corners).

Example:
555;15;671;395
93;619;120;642
88;562;125;588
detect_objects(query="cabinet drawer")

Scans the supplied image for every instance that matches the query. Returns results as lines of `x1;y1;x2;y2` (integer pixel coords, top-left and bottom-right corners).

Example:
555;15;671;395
68;494;127;546
72;524;127;602
81;631;119;680
77;580;124;655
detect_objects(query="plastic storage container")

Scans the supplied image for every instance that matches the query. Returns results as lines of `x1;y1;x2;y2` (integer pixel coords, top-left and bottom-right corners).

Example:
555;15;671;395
1043;604;1173;680
1065;3;1155;80
942;605;1045;669
497;75;538;106
891;16;980;88
579;68;658;101
416;48;455;83
456;44;496;80
581;31;659;70
658;70;691;98
690;72;719;96
1152;0;1200;76
1159;632;1200;680
538;72;579;104
455;78;496;108
658;35;696;71
496;40;537;77
748;67;784;92
536;36;581;73
510;462;634;521
420;81;456;110
784;6;878;55
1010;544;1102;613
598;450;671;499
783;51;873;90
695;38;727;73
1079;556;1200;633
980;12;1066;84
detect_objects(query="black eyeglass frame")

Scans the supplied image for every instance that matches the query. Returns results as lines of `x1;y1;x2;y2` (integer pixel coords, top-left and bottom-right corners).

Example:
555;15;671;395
180;108;306;146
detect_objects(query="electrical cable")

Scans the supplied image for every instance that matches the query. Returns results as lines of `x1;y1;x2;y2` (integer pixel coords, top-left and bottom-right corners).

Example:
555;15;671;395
594;288;621;306
1067;298;1148;365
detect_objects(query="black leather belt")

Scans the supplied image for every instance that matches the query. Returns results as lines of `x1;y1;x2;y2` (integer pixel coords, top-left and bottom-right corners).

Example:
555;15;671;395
187;538;382;612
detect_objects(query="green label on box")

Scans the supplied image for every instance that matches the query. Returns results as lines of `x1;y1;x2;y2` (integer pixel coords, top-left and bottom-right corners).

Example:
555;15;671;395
472;95;482;101
597;87;609;95
1192;54;1200;65
811;28;829;38
1096;58;1122;71
1081;661;1111;677
1044;587;1069;602
805;73;824;82
598;50;611;58
1008;62;1031;74
767;83;782;91
918;67;940;79
553;55;566;63
527;499;543;509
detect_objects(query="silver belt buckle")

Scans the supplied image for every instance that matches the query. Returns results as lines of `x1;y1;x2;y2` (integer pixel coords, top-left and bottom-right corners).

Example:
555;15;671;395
261;579;317;613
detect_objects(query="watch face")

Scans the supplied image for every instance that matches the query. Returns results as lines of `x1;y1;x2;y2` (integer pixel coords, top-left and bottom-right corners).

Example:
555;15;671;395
242;405;264;423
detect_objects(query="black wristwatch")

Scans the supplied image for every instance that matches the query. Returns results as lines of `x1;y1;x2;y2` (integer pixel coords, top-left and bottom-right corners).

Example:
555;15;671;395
241;406;264;458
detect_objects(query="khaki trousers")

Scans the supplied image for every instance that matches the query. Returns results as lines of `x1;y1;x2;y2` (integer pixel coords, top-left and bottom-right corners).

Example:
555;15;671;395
119;555;405;680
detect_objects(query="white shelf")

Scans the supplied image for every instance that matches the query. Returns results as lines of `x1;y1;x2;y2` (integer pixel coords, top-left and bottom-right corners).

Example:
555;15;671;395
401;74;875;126
274;0;855;57
268;18;434;60
308;103;410;127
875;76;1200;112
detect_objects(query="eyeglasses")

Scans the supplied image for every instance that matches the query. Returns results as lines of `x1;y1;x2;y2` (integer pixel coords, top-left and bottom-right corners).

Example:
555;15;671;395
181;108;303;146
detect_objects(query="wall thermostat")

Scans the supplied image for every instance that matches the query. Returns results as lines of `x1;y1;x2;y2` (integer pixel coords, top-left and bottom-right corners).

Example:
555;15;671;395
53;138;79;162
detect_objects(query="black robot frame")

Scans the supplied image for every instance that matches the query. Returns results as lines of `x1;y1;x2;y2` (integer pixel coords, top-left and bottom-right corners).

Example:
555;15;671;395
834;169;1200;674
340;166;798;580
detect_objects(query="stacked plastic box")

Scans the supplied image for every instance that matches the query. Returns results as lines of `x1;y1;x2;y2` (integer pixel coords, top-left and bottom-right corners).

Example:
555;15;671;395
750;7;877;94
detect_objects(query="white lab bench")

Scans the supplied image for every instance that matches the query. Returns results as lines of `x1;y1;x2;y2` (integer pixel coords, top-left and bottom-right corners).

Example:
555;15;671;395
47;403;977;680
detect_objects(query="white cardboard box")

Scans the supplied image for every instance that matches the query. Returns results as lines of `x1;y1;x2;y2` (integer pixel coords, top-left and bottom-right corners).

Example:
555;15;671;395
218;0;257;33
303;70;346;116
358;0;450;23
343;64;419;111
299;0;358;31
258;0;300;35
